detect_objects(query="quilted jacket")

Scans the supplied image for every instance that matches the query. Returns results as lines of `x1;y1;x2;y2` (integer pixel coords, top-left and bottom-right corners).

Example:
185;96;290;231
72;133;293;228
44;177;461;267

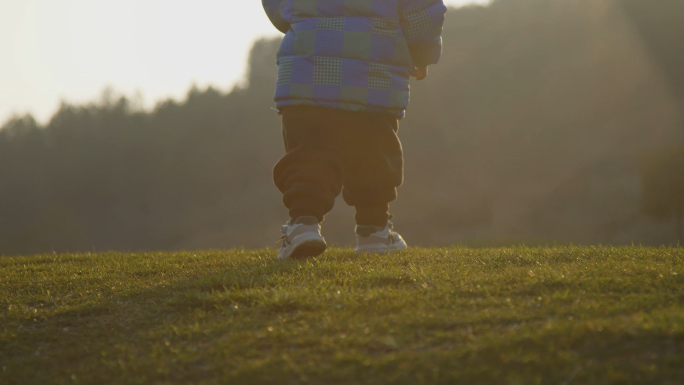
262;0;447;118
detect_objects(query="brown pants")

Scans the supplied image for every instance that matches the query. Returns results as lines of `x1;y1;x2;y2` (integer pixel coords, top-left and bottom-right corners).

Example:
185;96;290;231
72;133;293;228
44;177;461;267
273;106;404;226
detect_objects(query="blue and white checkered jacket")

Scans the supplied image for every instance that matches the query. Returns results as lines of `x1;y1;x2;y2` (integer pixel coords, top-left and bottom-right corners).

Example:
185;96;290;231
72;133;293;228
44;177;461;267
262;0;447;118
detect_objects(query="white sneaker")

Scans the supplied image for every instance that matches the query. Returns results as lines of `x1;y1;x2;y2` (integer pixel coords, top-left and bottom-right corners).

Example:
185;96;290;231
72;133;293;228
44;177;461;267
277;216;327;260
355;221;407;254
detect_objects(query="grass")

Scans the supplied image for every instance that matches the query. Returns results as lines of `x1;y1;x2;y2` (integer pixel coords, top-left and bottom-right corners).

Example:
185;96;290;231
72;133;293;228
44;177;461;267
1;246;683;384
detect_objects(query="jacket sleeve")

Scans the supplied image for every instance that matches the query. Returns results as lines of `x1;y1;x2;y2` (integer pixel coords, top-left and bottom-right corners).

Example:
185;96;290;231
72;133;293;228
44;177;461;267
398;0;447;67
262;0;290;34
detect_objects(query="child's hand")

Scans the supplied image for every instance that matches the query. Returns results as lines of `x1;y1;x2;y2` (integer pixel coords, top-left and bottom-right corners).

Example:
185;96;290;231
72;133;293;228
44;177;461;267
412;66;428;81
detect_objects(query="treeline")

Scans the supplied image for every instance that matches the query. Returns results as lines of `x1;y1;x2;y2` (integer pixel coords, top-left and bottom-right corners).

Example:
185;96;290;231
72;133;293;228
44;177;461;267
1;0;683;255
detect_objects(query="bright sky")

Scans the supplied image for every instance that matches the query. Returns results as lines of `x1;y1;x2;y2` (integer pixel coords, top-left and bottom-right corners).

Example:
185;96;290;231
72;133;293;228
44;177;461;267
1;0;488;125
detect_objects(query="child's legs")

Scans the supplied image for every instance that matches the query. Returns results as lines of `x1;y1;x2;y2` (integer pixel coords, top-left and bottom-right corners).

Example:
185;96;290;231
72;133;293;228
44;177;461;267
273;106;403;225
273;106;344;223
339;113;404;227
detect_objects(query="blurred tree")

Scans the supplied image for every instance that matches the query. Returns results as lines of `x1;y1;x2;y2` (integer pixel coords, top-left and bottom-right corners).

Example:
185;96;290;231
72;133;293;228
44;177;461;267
1;1;683;254
641;147;684;244
619;0;684;101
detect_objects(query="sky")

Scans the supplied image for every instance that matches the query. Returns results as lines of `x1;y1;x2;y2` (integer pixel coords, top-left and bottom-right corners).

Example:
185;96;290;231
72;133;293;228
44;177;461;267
1;0;488;125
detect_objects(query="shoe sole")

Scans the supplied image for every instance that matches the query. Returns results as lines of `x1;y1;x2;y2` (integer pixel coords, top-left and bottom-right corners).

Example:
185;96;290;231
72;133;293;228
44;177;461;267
288;239;327;259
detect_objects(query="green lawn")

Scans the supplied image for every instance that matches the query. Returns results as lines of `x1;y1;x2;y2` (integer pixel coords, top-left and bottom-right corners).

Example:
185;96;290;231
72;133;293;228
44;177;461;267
1;246;683;384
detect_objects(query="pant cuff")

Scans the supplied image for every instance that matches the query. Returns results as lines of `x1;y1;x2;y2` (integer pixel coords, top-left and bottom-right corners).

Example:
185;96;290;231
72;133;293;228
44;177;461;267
355;204;390;227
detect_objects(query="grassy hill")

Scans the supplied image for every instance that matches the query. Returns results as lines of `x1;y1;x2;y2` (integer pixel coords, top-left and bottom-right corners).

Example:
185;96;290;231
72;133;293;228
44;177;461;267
1;247;683;384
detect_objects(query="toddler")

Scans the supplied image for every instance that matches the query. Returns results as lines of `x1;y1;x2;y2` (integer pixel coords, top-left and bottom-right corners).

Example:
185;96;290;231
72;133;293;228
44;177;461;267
262;0;447;259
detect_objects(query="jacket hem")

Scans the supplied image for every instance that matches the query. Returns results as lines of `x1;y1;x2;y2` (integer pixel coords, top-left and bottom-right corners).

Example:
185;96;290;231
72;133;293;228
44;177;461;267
275;98;406;119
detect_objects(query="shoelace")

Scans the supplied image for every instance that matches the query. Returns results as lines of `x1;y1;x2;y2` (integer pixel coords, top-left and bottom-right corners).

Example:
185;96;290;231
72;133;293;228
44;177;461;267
386;219;398;242
276;225;289;244
369;220;396;241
